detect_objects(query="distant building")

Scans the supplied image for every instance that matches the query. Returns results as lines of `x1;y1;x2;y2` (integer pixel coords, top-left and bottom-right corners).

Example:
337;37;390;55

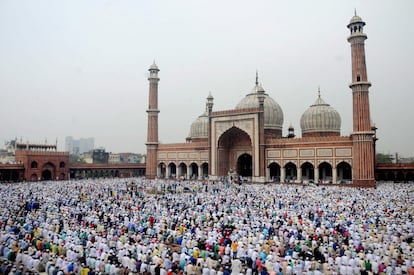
109;153;121;164
79;151;93;164
65;136;94;155
0;140;17;164
92;148;109;164
109;152;144;164
398;157;414;164
119;153;145;164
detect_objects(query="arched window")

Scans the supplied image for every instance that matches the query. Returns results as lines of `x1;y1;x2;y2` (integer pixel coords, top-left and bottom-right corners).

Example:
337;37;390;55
59;161;65;168
31;161;38;169
268;162;281;182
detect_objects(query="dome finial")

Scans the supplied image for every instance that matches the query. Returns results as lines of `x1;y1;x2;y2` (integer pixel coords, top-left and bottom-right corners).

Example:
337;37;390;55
255;70;259;86
354;8;357;16
318;86;321;98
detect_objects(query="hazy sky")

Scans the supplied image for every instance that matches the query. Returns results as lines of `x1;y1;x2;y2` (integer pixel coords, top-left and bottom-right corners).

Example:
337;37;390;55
1;1;413;156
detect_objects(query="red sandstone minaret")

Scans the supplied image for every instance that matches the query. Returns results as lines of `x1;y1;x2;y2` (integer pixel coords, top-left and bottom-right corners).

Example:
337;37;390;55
145;62;160;179
347;13;376;187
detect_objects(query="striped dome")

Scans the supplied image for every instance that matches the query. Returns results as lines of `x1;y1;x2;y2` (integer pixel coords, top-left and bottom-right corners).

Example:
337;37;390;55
300;94;341;135
235;82;284;131
189;111;208;139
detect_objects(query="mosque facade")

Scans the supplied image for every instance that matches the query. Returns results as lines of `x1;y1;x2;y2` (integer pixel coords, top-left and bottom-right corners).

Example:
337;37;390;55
146;14;376;187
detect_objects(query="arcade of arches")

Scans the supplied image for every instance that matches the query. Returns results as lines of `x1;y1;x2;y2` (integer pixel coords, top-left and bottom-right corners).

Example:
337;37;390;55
158;162;208;179
69;166;145;180
375;163;414;182
376;171;414;182
268;161;352;183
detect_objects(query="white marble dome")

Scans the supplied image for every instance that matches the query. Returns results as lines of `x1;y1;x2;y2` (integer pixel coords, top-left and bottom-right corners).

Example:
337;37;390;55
189;111;208;139
300;94;341;135
235;82;284;131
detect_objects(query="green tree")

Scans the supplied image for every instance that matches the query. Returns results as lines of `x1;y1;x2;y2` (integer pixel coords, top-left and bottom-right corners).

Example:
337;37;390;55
69;154;86;164
376;153;393;164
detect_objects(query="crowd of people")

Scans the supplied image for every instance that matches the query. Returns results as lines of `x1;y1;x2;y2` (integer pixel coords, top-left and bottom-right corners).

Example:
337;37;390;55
0;178;413;275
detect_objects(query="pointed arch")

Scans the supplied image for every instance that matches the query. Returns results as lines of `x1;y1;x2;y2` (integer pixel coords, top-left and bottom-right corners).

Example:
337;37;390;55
406;172;414;182
318;162;333;183
201;162;209;179
42;170;52;181
268;162;281;182
301;162;315;183
158;162;167;178
284;162;297;183
237;153;252;177
376;172;386;181
168;163;177;179
43;162;55;169
337;161;352;183
189;162;198;179
178;162;187;179
217;126;252;176
42;162;56;181
396;171;405;182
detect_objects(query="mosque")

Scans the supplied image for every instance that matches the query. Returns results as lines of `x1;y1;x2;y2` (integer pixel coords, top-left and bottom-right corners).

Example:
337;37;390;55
145;13;377;188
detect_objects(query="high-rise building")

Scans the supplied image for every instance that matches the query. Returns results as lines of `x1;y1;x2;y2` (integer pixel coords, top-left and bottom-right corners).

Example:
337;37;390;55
65;136;95;155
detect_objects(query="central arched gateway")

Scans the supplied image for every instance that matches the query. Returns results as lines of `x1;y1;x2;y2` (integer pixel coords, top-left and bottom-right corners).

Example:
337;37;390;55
42;162;56;181
217;126;252;176
190;163;198;179
237;153;252;177
42;169;52;180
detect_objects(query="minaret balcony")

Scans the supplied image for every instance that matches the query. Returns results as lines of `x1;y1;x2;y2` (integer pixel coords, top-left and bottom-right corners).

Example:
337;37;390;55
349;81;371;89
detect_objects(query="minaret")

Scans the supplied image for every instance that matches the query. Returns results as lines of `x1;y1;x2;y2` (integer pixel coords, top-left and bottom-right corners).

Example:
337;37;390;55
253;71;266;182
207;93;214;177
347;13;376;187
146;62;160;179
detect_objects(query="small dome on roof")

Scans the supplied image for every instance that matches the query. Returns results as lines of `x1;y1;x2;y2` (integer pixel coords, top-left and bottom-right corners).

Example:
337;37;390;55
300;92;341;136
